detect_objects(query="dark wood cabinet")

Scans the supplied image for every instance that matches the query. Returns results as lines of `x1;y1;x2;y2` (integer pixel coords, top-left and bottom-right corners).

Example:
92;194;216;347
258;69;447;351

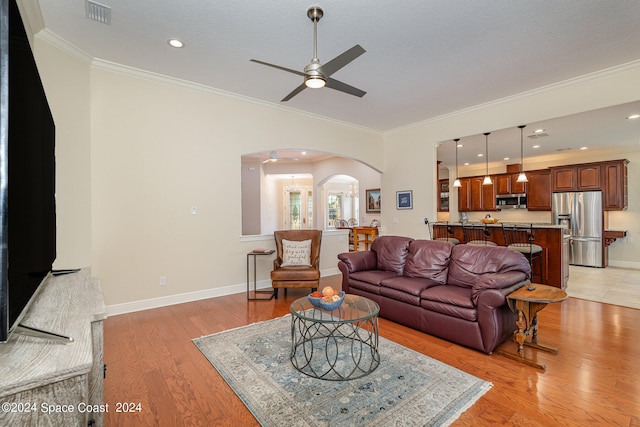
576;164;601;189
457;176;496;212
457;178;471;212
454;159;627;213
602;160;629;210
526;169;552;211
496;173;527;195
495;174;511;195
437;179;449;212
551;166;576;192
551;163;602;192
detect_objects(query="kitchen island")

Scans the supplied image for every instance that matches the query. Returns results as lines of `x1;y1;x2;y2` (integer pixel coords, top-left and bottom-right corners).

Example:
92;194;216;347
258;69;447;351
443;223;567;289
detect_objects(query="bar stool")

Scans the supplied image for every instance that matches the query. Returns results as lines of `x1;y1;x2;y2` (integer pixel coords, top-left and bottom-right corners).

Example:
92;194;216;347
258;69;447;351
462;224;497;246
429;221;460;244
502;224;543;282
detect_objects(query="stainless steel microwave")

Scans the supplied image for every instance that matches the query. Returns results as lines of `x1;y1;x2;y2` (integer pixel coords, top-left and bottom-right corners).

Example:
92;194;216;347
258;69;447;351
496;194;527;209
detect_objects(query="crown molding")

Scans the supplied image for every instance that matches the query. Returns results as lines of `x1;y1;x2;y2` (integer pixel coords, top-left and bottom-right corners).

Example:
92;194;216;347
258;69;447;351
36;29;93;65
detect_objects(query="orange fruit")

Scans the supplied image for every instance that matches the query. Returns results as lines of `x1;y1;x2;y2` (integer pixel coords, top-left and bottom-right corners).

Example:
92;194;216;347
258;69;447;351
322;286;335;297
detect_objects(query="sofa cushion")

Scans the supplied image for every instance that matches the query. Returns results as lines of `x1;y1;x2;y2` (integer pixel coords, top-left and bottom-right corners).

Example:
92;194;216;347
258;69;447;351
380;276;442;296
404;240;453;284
371;236;413;274
447;244;532;289
421;300;478;322
349;269;399;286
420;285;475;308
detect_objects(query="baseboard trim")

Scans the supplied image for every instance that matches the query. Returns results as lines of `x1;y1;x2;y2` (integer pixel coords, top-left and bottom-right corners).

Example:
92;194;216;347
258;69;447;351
106;267;341;316
607;260;640;270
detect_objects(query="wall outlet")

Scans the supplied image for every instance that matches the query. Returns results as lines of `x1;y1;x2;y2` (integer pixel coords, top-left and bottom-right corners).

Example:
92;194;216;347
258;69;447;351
159;276;167;286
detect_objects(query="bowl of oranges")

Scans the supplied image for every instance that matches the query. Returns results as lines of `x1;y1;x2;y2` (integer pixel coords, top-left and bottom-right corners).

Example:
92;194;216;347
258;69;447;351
309;286;345;310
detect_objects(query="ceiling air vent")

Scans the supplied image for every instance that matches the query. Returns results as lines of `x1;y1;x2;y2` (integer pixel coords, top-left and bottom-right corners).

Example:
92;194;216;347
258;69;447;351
86;0;111;25
527;132;549;139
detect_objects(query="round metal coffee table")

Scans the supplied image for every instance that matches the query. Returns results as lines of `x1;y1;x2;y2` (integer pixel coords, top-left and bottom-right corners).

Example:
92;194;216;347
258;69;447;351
290;294;380;381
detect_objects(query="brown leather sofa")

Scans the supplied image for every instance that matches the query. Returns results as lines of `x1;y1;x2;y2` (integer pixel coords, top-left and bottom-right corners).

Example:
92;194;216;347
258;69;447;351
337;236;531;353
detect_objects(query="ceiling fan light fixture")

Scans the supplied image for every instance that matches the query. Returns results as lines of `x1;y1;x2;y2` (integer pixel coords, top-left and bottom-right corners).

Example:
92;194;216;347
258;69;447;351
305;76;326;88
304;59;326;88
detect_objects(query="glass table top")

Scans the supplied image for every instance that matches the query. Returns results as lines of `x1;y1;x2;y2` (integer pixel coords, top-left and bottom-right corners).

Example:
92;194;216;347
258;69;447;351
290;294;379;322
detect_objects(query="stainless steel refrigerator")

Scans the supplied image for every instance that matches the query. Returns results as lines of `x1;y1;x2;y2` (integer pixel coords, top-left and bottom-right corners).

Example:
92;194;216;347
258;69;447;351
552;191;603;267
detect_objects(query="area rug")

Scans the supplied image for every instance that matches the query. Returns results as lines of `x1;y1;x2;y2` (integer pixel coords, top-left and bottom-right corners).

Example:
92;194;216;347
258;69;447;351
193;315;491;426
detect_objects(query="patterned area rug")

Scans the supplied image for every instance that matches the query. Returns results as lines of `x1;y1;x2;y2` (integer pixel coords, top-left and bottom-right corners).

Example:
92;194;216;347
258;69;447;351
193;315;491;426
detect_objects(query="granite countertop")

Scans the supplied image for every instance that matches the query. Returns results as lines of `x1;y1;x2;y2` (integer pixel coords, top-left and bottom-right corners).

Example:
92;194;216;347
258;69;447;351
452;222;566;229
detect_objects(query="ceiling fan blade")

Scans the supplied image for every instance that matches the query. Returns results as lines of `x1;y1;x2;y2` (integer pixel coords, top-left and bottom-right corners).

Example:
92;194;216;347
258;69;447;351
319;44;366;77
325;78;366;98
281;83;307;102
250;59;305;77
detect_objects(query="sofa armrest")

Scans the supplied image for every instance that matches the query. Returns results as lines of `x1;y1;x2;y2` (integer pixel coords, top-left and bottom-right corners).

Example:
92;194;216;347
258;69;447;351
471;272;529;305
475;279;529;309
337;251;378;273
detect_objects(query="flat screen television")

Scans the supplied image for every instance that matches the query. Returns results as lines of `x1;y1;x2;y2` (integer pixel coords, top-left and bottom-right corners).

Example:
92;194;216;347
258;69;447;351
0;0;58;343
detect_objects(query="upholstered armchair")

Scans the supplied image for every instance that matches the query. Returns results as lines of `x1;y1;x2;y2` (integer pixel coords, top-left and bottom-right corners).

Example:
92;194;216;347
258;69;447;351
270;230;322;299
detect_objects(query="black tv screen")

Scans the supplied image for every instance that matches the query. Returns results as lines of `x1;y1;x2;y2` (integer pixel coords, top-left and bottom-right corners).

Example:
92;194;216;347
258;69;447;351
0;0;56;343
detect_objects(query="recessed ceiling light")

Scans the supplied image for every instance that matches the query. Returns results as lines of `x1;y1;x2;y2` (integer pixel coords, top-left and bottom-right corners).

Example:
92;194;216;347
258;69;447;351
534;128;545;133
532;145;540;149
580;146;588;150
168;39;184;48
503;157;510;160
627;114;640;120
477;153;484;157
464;162;469;166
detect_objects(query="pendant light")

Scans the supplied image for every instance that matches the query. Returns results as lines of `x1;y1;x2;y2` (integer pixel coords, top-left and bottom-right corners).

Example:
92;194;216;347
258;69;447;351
452;138;462;188
516;125;528;183
482;132;492;185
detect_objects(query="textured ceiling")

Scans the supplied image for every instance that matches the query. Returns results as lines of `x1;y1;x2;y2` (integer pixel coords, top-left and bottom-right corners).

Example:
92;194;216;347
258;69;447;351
33;0;640;167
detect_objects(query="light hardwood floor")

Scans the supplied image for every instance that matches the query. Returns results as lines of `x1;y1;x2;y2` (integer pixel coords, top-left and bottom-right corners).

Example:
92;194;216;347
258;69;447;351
104;275;640;426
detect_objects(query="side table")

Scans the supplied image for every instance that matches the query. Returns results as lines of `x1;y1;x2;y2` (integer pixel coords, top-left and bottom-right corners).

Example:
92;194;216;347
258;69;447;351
246;250;275;300
496;283;567;369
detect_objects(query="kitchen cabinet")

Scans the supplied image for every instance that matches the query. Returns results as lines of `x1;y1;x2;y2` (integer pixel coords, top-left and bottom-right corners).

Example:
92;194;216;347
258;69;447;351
458;178;471;212
551;163;601;192
496;173;526;195
458;176;497;212
602;159;629;210
526;169;552;211
437;179;449;212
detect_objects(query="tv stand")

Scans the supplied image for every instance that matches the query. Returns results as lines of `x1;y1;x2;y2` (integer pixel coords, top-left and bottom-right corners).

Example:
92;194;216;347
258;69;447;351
0;269;105;427
14;324;74;344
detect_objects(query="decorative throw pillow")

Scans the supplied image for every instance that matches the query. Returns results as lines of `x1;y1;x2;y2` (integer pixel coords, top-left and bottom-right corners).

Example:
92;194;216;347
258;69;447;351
281;239;312;266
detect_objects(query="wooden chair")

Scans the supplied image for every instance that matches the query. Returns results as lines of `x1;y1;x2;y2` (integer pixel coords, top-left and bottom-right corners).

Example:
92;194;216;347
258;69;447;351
503;224;543;282
429;221;460;245
270;230;322;299
462;224;497;246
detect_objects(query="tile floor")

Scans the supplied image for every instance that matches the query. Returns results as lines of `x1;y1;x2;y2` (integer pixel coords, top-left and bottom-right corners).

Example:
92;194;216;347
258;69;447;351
566;265;640;310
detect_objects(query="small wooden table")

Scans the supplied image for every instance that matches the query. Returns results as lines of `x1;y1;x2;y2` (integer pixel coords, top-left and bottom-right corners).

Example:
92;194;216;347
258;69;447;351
352;226;378;251
497;283;567;369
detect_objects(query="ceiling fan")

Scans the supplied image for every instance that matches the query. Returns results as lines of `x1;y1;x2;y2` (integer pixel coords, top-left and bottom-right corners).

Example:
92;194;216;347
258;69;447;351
261;151;299;163
250;6;366;102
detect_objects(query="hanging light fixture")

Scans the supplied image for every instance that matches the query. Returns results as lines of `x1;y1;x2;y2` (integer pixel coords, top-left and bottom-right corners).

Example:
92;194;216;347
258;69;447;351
482;132;492;185
516;125;528;183
452;138;462;188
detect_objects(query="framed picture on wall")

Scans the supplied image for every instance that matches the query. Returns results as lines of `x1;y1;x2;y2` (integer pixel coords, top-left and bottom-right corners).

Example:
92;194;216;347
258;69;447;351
366;188;381;213
396;190;413;210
